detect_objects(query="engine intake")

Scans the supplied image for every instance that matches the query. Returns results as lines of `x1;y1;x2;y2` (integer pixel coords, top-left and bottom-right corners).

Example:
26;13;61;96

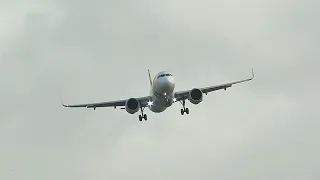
125;98;140;114
189;88;203;104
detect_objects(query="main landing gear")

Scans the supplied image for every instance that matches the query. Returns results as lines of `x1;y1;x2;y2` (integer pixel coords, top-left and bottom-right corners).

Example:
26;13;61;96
139;107;147;121
180;99;189;115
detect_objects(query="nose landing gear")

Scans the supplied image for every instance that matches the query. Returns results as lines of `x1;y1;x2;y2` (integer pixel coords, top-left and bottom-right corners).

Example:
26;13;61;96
179;99;189;115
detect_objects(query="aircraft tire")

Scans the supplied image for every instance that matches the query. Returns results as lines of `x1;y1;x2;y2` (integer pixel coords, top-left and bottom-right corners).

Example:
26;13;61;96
186;108;189;114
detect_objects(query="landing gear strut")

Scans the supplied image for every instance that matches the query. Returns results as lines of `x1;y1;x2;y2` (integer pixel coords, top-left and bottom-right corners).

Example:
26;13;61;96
180;99;189;115
139;107;147;121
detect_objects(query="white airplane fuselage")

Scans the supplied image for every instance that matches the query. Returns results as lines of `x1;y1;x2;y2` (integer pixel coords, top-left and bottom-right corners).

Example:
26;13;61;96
148;71;175;113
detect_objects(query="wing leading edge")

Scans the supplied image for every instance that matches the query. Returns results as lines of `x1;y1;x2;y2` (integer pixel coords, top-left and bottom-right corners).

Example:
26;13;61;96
62;96;150;109
174;68;254;101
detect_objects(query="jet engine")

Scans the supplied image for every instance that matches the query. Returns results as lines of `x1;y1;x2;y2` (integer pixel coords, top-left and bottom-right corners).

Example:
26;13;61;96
125;98;140;114
188;88;203;104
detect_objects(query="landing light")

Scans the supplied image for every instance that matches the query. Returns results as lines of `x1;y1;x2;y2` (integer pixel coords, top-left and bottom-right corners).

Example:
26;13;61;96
148;101;153;106
173;98;176;102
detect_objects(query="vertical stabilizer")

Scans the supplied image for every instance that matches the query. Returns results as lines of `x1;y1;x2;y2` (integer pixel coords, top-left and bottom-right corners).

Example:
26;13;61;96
148;69;152;86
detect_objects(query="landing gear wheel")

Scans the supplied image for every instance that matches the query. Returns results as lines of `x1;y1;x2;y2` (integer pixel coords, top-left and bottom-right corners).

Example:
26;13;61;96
138;107;148;121
179;100;189;115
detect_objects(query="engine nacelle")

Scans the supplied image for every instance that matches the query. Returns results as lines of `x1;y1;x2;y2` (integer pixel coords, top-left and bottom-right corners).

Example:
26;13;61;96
125;98;140;114
188;88;203;104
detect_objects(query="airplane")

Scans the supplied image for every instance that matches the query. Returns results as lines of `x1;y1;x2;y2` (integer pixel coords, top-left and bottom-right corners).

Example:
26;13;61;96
62;68;254;121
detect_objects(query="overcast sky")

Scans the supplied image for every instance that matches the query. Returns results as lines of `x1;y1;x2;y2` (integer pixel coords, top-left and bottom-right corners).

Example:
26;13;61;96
0;0;319;179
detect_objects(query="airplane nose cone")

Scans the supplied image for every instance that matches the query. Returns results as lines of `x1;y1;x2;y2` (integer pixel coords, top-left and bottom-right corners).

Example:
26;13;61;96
167;77;175;90
162;77;174;91
155;77;175;95
168;76;175;85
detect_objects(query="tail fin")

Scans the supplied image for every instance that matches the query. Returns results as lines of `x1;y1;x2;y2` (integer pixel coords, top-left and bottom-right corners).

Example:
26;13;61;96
148;69;152;86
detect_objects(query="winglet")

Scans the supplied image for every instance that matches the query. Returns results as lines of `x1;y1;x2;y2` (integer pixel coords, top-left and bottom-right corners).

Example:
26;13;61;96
251;68;255;79
148;69;152;86
61;98;68;107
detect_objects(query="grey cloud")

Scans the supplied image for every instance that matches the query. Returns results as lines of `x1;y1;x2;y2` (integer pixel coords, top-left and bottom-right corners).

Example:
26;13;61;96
0;0;319;179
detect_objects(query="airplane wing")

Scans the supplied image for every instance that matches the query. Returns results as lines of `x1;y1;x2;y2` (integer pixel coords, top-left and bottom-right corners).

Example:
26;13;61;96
62;96;150;110
174;68;254;101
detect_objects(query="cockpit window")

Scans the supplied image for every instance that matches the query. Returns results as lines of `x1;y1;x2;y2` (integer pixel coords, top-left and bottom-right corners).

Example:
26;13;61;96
157;73;172;78
157;74;165;78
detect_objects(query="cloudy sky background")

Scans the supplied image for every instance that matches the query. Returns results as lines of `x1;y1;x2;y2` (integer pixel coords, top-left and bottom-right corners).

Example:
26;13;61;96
0;0;319;179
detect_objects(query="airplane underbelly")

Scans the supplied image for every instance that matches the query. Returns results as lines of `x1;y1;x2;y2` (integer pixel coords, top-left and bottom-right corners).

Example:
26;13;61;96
148;104;166;113
148;80;175;113
147;94;166;112
148;94;173;113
